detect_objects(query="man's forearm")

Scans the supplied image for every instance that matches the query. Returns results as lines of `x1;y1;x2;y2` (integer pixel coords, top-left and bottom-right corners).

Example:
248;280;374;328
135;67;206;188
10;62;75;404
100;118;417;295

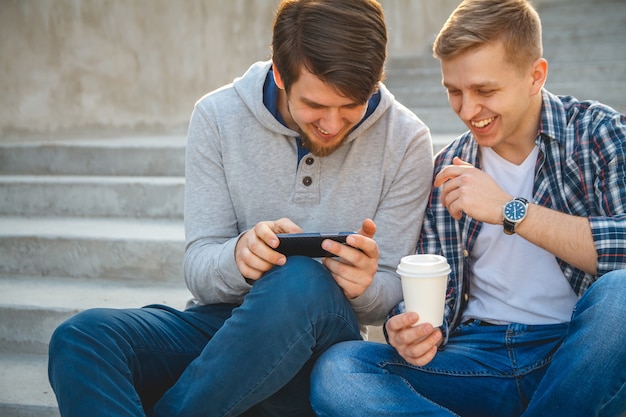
516;204;597;275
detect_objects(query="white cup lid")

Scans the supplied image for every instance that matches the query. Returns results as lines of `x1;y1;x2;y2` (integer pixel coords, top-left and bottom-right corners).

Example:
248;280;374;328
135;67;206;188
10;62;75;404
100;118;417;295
396;254;450;278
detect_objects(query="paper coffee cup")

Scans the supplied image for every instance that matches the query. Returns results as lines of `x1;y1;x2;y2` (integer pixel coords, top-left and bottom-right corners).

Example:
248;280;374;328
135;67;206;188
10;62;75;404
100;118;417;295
396;254;450;327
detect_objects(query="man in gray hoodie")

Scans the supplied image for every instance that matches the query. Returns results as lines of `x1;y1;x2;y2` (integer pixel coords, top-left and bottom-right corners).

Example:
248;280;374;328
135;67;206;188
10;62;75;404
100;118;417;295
48;1;433;416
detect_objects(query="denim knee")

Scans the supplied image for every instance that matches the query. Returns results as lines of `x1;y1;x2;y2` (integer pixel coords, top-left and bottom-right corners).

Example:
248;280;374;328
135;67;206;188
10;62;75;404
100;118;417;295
50;308;104;355
575;269;626;322
312;341;359;382
596;268;626;296
253;256;346;314
311;342;359;412
48;309;116;386
312;341;394;416
571;269;626;353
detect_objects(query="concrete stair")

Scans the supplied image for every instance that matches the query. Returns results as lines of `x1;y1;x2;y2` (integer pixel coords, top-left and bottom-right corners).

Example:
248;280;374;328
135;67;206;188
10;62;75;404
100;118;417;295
0;136;192;417
386;0;626;151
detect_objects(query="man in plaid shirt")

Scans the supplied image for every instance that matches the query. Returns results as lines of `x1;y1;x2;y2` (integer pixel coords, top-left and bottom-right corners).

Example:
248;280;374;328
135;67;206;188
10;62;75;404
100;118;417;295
311;1;626;416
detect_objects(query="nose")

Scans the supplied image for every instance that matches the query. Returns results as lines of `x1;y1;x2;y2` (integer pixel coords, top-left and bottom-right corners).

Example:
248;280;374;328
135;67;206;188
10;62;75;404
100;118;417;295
318;108;343;135
458;93;479;122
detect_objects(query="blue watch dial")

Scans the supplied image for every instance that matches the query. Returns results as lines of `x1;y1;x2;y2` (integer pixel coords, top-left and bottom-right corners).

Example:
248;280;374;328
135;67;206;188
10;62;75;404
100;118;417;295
504;200;527;221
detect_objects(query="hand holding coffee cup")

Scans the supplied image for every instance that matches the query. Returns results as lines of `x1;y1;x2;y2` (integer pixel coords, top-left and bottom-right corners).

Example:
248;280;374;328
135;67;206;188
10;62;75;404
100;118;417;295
396;254;450;327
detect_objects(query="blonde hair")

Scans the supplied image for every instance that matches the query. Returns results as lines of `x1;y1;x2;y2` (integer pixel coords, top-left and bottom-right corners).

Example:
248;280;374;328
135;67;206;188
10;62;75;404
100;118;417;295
433;0;543;71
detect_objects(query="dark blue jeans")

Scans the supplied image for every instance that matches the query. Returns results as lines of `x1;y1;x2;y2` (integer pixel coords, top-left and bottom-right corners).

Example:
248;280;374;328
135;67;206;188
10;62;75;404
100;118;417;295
311;269;626;417
48;256;361;417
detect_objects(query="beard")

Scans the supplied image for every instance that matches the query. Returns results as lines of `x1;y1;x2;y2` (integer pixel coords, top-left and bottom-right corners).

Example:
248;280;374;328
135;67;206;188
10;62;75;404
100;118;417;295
283;98;350;157
299;129;347;157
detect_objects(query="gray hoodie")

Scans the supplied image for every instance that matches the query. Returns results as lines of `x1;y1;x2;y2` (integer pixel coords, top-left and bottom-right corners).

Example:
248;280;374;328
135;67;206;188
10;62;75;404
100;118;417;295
184;61;433;325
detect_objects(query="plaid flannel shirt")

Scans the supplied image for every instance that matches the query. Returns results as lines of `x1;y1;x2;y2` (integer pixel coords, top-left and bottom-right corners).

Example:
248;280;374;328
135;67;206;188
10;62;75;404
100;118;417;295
395;89;626;342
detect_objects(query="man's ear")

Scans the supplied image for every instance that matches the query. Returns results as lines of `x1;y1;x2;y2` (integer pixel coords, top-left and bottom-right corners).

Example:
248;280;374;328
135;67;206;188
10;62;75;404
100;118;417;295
530;57;548;95
272;63;285;90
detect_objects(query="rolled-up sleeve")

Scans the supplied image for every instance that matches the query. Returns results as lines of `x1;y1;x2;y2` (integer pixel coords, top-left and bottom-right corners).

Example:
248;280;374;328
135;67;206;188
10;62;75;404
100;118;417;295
590;215;626;275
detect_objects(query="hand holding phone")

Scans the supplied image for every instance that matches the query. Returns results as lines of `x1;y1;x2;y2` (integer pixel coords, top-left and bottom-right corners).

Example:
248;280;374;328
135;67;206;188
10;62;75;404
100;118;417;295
275;232;356;257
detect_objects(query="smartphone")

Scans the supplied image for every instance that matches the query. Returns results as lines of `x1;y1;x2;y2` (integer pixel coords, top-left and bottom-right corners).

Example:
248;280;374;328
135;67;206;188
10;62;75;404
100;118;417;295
275;232;356;258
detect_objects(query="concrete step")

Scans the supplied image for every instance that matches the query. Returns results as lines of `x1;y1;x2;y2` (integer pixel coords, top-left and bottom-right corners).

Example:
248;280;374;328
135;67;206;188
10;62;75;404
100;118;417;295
409;107;467;137
0;353;59;417
538;0;626;28
385;62;440;87
0;275;192;354
546;61;626;82
387;85;449;107
0;175;184;219
0;276;192;417
542;19;626;45
386;56;439;73
544;39;626;63
0;217;184;282
0;135;186;176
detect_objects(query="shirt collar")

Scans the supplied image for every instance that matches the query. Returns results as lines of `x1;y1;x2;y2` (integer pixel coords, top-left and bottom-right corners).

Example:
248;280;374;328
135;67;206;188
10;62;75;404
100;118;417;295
538;89;568;146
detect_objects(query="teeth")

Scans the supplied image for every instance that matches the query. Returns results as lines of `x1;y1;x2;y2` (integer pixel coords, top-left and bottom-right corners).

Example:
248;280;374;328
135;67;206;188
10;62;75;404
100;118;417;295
316;125;330;135
471;117;494;128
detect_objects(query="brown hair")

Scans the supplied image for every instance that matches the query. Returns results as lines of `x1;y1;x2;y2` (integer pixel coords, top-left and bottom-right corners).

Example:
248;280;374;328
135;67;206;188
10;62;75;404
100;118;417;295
272;0;387;104
433;0;543;71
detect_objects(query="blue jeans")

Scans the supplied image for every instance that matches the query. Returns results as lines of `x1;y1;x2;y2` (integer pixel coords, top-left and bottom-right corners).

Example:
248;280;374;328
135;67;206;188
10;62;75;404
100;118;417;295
48;256;361;417
311;269;626;417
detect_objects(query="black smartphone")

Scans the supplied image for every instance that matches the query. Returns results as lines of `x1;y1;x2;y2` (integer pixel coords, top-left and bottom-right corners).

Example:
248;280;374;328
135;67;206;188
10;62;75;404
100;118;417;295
275;232;356;257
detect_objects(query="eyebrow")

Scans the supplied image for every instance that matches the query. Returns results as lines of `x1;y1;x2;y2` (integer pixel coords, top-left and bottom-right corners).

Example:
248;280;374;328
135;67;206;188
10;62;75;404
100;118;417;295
300;96;360;108
443;80;499;90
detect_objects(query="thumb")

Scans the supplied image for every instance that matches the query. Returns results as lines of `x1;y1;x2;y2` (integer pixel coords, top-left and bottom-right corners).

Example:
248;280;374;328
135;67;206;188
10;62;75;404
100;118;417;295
453;156;473;167
358;218;376;239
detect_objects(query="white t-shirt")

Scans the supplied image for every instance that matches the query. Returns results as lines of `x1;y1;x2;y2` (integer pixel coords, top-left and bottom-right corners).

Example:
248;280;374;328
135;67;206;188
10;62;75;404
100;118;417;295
462;146;579;325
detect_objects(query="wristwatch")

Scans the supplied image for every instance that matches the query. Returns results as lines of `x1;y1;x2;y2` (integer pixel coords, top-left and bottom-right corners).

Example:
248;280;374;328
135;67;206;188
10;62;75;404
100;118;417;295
502;197;529;235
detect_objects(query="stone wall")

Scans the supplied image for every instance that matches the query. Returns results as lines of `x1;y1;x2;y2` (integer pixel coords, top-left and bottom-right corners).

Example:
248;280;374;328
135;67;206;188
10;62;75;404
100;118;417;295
0;0;458;140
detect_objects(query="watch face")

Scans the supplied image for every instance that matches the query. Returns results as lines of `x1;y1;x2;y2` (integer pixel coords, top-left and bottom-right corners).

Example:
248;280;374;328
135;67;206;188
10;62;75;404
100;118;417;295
504;200;527;221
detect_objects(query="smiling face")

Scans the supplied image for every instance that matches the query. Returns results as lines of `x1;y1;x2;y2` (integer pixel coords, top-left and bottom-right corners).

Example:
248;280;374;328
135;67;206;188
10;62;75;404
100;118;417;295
441;41;546;162
274;66;369;157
